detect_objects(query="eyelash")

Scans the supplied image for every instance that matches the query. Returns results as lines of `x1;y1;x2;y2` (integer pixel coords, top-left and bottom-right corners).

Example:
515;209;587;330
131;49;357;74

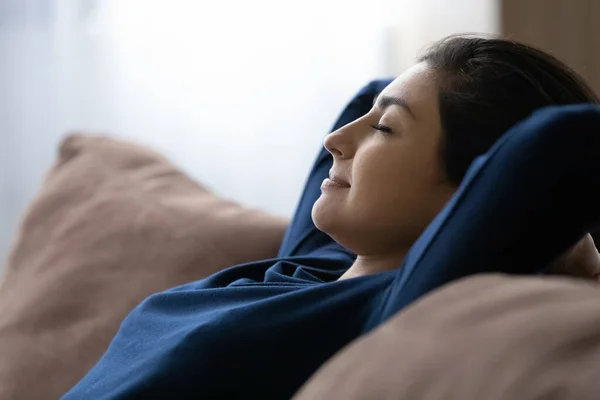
370;123;394;135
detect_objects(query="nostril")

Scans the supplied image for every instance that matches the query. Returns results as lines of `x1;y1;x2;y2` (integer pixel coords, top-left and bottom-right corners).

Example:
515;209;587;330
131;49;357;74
329;147;343;157
323;134;340;156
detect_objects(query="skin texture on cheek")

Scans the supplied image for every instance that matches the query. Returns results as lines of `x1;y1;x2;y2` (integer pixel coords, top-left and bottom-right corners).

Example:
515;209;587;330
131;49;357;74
349;134;452;255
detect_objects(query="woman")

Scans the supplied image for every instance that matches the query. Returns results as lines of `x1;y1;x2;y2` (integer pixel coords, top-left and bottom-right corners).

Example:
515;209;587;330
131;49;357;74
63;35;600;399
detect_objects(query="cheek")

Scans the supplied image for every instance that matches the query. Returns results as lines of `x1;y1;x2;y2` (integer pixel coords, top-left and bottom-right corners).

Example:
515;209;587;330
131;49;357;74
351;143;443;225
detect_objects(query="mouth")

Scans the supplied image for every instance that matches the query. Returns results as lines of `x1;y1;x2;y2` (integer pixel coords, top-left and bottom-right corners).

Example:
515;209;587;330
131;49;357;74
321;171;351;189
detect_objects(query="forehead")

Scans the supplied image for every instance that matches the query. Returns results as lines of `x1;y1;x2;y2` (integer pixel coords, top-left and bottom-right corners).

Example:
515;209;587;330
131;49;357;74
378;62;439;120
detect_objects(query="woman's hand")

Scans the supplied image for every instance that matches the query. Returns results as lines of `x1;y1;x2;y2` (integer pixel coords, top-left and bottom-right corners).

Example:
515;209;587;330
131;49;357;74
547;233;600;280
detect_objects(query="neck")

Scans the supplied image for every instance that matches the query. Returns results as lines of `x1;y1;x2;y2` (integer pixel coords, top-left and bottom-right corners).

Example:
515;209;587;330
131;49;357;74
339;251;407;280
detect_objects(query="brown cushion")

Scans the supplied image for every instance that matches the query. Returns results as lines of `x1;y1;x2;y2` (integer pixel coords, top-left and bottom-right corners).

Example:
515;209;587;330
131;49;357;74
0;134;288;400
293;274;600;400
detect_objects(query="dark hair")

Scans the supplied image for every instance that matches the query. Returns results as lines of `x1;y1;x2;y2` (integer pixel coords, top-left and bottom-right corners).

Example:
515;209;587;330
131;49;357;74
419;34;600;184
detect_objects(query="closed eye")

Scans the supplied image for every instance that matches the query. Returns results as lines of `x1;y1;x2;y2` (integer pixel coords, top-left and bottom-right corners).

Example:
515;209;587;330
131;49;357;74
370;123;394;134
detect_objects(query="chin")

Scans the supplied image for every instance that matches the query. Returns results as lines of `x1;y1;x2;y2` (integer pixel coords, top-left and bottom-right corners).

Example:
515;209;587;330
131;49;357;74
311;195;339;234
311;196;354;250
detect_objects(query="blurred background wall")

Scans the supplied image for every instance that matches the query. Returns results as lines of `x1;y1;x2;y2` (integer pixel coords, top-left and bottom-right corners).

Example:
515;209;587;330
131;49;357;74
1;0;544;265
502;0;600;95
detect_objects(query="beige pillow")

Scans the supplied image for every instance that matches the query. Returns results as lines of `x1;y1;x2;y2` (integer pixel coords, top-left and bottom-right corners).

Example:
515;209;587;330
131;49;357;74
0;134;288;400
293;274;600;400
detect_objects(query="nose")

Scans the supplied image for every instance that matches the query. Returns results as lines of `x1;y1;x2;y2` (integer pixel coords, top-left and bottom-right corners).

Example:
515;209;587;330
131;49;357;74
323;121;359;160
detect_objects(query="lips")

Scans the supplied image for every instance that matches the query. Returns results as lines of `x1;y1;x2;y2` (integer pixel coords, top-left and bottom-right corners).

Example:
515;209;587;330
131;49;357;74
321;171;351;189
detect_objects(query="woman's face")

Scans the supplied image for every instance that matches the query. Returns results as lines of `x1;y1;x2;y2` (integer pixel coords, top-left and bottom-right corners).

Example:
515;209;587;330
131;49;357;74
312;62;456;256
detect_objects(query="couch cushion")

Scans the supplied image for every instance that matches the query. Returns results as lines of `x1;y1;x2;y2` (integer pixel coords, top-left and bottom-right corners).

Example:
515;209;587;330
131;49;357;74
0;134;288;400
293;274;600;400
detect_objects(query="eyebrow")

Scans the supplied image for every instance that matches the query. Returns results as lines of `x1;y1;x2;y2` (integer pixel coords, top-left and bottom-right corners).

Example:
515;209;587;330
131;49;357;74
376;95;416;120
